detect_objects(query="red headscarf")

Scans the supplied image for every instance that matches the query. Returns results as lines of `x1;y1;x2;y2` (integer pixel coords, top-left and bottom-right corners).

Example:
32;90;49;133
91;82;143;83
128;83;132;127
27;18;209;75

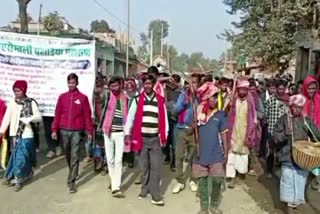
302;75;320;128
13;80;28;95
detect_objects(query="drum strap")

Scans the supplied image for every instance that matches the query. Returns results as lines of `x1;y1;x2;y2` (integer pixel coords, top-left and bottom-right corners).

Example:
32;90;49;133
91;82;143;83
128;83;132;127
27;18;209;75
303;117;319;142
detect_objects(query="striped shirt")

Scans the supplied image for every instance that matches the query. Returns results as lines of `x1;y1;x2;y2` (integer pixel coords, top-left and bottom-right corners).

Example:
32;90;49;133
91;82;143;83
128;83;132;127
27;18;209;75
142;95;159;137
111;100;123;132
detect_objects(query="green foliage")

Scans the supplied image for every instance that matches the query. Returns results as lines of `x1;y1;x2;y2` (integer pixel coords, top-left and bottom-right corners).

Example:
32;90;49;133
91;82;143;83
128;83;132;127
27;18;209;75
222;0;316;71
42;11;64;33
90;20;115;33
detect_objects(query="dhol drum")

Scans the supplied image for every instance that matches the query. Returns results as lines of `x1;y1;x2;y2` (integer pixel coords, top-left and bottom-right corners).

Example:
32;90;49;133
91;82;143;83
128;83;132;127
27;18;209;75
292;140;320;170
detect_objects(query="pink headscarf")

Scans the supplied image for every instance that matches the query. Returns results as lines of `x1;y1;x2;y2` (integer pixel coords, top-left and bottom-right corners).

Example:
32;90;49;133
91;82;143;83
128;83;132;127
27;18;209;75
197;82;220;125
237;79;250;89
289;94;306;107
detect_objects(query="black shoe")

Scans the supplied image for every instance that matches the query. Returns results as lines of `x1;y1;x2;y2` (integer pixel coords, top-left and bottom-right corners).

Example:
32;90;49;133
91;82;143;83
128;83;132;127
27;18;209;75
128;163;134;169
112;190;125;198
14;183;23;192
138;191;148;200
135;178;142;185
68;183;77;194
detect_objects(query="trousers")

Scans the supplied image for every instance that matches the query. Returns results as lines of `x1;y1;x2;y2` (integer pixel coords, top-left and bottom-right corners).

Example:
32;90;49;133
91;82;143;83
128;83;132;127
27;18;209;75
60;130;81;184
104;132;125;191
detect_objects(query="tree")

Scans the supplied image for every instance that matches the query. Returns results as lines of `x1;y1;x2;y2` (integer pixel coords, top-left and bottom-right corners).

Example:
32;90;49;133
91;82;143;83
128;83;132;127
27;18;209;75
148;20;169;57
42;11;64;33
90;20;115;33
222;0;315;71
15;13;33;23
16;0;31;33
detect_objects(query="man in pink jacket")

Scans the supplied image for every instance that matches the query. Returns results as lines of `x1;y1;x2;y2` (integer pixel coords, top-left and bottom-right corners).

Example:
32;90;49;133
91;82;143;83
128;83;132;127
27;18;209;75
51;73;93;193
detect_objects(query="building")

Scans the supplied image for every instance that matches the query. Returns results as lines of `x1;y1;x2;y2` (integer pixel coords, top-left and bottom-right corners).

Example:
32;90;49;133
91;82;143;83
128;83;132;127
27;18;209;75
9;16;76;33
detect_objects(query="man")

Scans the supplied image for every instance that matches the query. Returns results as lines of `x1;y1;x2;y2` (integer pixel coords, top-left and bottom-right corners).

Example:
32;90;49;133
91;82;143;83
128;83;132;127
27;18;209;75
0;80;42;191
51;73;93;193
274;94;320;214
44;116;61;159
124;74;169;206
302;75;320;191
102;76;128;198
226;79;257;188
163;74;182;170
172;74;199;194
265;79;289;178
193;83;228;214
217;77;231;111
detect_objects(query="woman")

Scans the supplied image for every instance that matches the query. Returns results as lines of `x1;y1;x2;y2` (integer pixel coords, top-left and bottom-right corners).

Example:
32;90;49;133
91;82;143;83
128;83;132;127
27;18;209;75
302;75;320;190
273;94;320;213
0;80;42;192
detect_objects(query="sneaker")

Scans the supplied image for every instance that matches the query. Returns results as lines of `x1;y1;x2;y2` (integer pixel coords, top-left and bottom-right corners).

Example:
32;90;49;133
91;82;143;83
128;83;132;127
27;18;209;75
68;183;77;194
172;182;185;194
189;181;198;192
227;179;235;189
112;190;125;198
56;147;62;156
46;151;56;159
138;192;148;200
151;199;165;206
14;183;23;192
210;208;222;214
248;169;257;176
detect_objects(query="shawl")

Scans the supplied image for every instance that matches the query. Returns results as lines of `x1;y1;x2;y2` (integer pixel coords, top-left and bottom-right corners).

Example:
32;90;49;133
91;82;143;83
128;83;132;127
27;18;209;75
228;93;257;147
102;92;128;135
131;92;166;152
302;75;320;128
15;97;34;139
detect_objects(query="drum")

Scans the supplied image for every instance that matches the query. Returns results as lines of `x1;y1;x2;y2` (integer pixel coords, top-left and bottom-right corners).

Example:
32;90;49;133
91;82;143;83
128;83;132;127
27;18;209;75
292;140;320;170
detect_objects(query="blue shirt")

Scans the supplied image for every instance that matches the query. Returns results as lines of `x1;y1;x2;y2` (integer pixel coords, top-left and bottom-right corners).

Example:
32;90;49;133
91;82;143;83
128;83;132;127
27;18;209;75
194;110;228;166
174;91;197;128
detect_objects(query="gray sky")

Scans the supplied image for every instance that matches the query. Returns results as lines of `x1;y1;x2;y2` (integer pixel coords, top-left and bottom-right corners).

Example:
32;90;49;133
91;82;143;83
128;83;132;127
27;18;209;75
0;0;238;59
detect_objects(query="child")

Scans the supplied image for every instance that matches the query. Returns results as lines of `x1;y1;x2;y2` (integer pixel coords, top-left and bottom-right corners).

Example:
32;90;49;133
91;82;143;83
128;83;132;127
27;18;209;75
193;83;228;214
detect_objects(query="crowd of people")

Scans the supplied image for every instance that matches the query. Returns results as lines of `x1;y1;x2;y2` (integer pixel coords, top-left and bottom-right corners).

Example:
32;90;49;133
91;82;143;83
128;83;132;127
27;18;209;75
0;66;320;214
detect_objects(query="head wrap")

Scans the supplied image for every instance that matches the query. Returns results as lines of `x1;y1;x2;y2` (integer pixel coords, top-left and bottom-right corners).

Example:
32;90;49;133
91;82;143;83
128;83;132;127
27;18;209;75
237;80;250;89
197;82;220;125
289;94;306;107
13;80;28;95
197;82;220;101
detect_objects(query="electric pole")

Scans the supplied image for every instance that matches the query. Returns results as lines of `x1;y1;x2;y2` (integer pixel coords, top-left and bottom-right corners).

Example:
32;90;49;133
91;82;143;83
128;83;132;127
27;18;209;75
125;0;130;77
37;4;42;35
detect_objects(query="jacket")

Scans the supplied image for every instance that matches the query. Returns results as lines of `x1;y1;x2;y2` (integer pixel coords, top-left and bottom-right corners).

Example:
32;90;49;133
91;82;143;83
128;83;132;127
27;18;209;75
52;89;93;135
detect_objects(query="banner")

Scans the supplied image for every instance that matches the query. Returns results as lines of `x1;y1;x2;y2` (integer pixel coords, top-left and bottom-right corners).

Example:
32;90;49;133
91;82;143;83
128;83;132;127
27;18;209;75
0;31;96;116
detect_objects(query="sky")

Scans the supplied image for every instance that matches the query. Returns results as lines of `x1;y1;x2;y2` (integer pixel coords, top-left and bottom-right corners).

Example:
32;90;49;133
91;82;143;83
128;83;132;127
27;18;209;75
0;0;238;59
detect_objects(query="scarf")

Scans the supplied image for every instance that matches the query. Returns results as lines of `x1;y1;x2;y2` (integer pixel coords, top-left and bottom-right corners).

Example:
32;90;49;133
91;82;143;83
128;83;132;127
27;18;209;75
102;92;128;135
302;76;320;128
228;93;257;147
131;92;166;152
15;97;33;139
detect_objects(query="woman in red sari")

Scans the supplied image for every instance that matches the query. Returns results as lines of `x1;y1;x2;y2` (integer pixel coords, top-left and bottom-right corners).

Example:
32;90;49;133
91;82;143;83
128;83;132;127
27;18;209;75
302;75;320;191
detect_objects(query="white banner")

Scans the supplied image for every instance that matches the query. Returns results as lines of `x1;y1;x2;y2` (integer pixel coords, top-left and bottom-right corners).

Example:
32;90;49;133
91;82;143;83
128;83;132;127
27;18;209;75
0;31;96;116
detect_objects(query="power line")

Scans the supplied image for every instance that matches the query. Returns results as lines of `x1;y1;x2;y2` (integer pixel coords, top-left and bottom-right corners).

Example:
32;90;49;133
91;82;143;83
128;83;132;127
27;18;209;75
92;0;140;34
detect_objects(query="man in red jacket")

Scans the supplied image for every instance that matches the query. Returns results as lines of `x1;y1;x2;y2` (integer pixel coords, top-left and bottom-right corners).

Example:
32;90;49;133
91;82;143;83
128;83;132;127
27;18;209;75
51;73;93;193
